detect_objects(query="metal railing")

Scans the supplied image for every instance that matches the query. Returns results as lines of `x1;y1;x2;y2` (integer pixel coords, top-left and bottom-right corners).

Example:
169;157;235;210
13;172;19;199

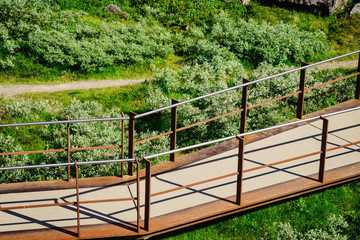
0;158;139;237
1;50;359;178
0;50;360;235
141;105;360;230
126;50;360;174
0;114;129;179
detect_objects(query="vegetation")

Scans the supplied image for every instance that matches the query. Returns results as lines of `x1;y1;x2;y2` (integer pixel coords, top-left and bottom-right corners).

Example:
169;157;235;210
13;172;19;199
1;0;360;239
0;0;359;84
160;181;360;239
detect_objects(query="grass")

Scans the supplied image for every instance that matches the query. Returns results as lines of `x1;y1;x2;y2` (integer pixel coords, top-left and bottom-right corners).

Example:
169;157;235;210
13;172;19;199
158;181;360;239
16;82;150;113
0;55;183;85
0;57;152;85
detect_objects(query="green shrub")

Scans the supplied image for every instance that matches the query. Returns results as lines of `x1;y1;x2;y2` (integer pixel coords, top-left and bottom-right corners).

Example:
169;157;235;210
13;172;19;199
209;12;329;65
273;214;348;240
0;134;28;182
0;0;174;71
173;12;328;67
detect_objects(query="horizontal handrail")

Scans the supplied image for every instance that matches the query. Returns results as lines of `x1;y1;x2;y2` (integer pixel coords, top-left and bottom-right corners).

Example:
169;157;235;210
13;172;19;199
0;116;129;128
248;90;301;109
0;145;123;156
144;135;235;159
177;108;244;132
305;72;360;92
135;69;358;146
144;105;360;159
134;108;245;145
135;50;360;119
0;158;136;171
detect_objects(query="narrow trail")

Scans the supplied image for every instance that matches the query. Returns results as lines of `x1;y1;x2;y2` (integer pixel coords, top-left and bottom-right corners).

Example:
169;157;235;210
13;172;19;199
0;78;147;98
0;59;357;98
315;59;358;70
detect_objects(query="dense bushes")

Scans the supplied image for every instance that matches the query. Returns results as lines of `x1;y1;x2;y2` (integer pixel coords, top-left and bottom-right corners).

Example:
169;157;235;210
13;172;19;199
56;0;247;26
209;12;328;65
174;12;328;66
0;0;330;73
0;0;174;71
28;21;174;71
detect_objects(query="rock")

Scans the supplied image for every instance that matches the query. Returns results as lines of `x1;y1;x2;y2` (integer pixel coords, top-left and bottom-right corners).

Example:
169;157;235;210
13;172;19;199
238;0;251;4
271;0;350;14
104;4;130;18
221;0;251;4
350;3;360;15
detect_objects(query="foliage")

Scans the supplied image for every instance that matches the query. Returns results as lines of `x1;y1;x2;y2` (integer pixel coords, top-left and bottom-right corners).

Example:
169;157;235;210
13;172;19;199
173;12;328;67
0;0;174;72
209;12;329;66
56;0;247;26
161;182;360;239
0;0;359;83
0;97;172;182
273;214;349;240
0;0;333;77
0;134;28;182
28;20;174;71
247;63;355;129
146;60;246;146
145;61;354;146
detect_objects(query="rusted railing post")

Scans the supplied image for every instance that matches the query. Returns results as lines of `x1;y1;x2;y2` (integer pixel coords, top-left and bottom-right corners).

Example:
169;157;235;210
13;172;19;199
67;115;71;181
240;78;250;134
297;62;309;119
236;136;245;205
121;112;125;178
319;116;329;183
136;160;140;233
170;99;180;162
128;111;137;176
144;158;151;231
75;163;81;237
355;53;360;99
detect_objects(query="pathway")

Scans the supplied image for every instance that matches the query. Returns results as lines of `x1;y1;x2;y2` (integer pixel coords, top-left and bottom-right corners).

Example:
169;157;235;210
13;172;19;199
0;59;357;98
0;78;146;97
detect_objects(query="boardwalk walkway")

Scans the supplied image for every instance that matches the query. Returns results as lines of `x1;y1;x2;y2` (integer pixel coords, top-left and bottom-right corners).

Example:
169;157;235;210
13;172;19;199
1;101;359;240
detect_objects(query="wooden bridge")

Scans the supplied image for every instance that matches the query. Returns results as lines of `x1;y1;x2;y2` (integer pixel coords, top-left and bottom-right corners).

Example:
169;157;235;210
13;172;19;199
1;51;360;239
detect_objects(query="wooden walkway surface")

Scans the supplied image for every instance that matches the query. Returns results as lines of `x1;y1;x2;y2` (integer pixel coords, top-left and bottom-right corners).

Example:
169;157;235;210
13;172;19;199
0;100;360;240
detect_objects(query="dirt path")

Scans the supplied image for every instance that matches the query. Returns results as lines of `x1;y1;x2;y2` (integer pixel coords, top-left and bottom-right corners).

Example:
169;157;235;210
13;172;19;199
0;59;357;98
315;59;358;70
0;78;147;98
